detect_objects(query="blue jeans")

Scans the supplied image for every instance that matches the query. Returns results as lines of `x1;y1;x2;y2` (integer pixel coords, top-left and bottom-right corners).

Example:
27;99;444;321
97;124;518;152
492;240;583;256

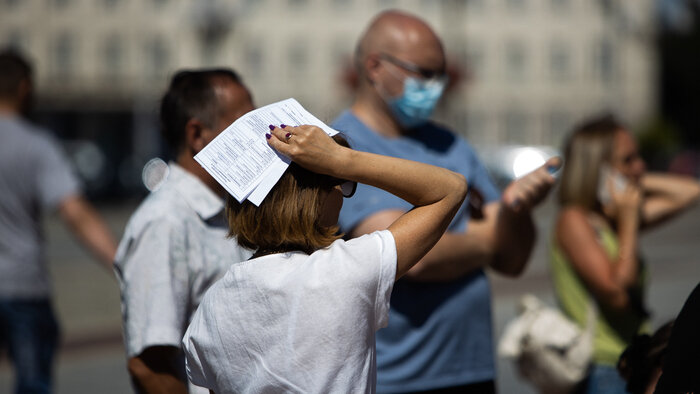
579;364;628;394
0;299;59;394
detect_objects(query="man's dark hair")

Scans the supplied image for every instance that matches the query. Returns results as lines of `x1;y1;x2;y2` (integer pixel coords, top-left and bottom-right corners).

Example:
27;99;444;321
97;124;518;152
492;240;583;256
0;48;32;100
159;68;242;153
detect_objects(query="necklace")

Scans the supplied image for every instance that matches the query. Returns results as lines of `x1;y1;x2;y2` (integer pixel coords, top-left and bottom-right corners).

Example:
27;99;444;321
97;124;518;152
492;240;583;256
249;245;311;260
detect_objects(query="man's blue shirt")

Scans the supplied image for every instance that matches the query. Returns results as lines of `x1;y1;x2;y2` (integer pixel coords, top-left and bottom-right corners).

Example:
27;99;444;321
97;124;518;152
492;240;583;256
333;110;501;392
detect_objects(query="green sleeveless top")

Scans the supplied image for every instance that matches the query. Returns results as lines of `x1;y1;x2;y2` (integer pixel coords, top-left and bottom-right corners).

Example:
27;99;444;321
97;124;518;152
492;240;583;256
550;222;649;366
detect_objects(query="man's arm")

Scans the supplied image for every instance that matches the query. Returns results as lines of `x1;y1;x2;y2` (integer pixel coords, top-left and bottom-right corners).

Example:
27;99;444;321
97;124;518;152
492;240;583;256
58;194;117;269
115;215;198;393
351;202;531;281
351;158;558;281
489;158;559;276
352;206;492;281
489;202;536;276
127;346;188;394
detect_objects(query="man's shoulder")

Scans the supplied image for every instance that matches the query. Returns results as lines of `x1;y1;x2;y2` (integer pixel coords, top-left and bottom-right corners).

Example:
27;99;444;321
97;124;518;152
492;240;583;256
1;117;60;151
331;110;379;147
125;185;194;232
331;111;471;151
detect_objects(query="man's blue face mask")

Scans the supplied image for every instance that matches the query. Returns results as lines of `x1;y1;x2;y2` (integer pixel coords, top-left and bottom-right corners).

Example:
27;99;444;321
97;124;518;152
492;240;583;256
378;53;448;129
388;77;446;128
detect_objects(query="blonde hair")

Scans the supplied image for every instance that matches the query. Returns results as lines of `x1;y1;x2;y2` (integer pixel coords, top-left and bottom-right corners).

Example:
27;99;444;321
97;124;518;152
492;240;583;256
558;115;623;210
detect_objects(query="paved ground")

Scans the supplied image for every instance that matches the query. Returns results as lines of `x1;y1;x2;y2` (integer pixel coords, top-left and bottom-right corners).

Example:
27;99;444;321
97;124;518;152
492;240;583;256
1;197;698;393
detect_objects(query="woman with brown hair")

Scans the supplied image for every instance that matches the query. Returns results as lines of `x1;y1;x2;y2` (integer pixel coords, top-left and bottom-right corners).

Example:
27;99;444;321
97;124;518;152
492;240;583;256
550;114;700;394
182;124;468;393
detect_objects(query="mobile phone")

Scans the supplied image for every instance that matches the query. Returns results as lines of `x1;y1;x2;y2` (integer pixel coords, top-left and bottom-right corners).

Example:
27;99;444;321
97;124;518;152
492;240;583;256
598;165;628;205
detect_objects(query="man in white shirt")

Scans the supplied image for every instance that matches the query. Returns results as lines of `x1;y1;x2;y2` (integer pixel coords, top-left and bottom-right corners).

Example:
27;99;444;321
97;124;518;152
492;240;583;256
114;69;254;394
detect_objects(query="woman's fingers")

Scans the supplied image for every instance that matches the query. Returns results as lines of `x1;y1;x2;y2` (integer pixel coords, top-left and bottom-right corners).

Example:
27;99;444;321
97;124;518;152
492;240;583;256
268;125;290;141
266;128;289;156
266;125;303;155
266;124;341;174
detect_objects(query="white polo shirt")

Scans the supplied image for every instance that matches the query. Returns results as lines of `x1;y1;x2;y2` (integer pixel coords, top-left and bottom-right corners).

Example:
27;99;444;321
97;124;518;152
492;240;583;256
183;230;396;394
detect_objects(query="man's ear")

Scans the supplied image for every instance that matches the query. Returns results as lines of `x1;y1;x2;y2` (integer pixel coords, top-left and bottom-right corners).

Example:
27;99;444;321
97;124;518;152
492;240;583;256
17;78;32;99
184;118;207;154
17;78;33;114
364;54;382;84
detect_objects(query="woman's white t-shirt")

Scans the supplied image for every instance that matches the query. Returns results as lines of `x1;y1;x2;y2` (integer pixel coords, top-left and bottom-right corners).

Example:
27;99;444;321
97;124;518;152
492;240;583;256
182;230;397;393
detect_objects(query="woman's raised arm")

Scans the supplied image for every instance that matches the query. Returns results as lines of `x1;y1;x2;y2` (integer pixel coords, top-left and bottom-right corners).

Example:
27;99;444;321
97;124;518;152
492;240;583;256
267;125;467;280
641;173;700;229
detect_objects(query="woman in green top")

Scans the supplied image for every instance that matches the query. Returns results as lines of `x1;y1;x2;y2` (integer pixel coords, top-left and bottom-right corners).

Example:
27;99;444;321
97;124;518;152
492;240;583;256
551;114;700;394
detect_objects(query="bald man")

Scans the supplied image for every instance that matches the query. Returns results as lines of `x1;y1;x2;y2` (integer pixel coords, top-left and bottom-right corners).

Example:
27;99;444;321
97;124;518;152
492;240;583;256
332;11;559;393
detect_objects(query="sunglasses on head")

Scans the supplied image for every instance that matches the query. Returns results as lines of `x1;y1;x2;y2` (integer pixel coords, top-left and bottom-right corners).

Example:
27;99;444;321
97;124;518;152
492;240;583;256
379;52;447;81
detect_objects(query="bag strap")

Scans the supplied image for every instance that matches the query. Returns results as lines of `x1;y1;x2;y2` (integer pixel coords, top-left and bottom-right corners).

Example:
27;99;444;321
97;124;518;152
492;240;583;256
582;294;598;340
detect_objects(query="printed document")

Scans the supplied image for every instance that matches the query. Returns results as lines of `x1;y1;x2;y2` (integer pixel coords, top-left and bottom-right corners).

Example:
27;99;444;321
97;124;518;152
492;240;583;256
194;98;338;206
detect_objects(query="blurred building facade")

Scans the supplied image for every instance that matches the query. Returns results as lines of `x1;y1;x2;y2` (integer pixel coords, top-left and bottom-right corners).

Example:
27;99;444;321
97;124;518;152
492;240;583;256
1;0;657;194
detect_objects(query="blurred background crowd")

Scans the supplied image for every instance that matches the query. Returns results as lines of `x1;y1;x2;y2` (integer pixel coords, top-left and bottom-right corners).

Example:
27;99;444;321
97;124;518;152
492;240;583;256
1;0;699;393
2;0;700;199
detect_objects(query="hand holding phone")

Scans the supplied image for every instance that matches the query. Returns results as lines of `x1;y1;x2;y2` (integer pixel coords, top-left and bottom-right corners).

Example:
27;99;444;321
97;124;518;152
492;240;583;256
598;165;629;205
598;165;641;219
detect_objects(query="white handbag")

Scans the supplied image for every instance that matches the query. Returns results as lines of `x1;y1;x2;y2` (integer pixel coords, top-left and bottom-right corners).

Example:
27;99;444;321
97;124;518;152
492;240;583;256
498;294;596;394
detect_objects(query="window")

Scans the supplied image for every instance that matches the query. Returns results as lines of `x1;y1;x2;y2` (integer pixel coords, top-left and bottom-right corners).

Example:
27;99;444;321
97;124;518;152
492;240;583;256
550;41;571;81
333;0;351;8
54;33;74;78
504;110;528;144
463;43;486;81
548;110;570;147
598;38;615;83
550;0;570;12
146;38;169;77
103;0;119;9
3;0;21;9
103;35;123;78
52;0;70;9
244;42;263;77
288;42;307;77
466;0;485;12
288;0;307;8
505;41;527;82
331;38;349;67
599;0;614;15
506;0;526;12
420;0;438;11
6;30;25;50
466;110;487;136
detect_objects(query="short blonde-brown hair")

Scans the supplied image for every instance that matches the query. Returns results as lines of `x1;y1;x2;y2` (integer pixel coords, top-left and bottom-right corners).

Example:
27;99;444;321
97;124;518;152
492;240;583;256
226;135;349;254
558;114;623;210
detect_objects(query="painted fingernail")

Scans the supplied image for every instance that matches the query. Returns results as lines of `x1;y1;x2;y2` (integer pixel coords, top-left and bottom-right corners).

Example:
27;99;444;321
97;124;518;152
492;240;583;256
268;125;275;131
280;124;287;128
265;133;271;139
511;198;521;209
